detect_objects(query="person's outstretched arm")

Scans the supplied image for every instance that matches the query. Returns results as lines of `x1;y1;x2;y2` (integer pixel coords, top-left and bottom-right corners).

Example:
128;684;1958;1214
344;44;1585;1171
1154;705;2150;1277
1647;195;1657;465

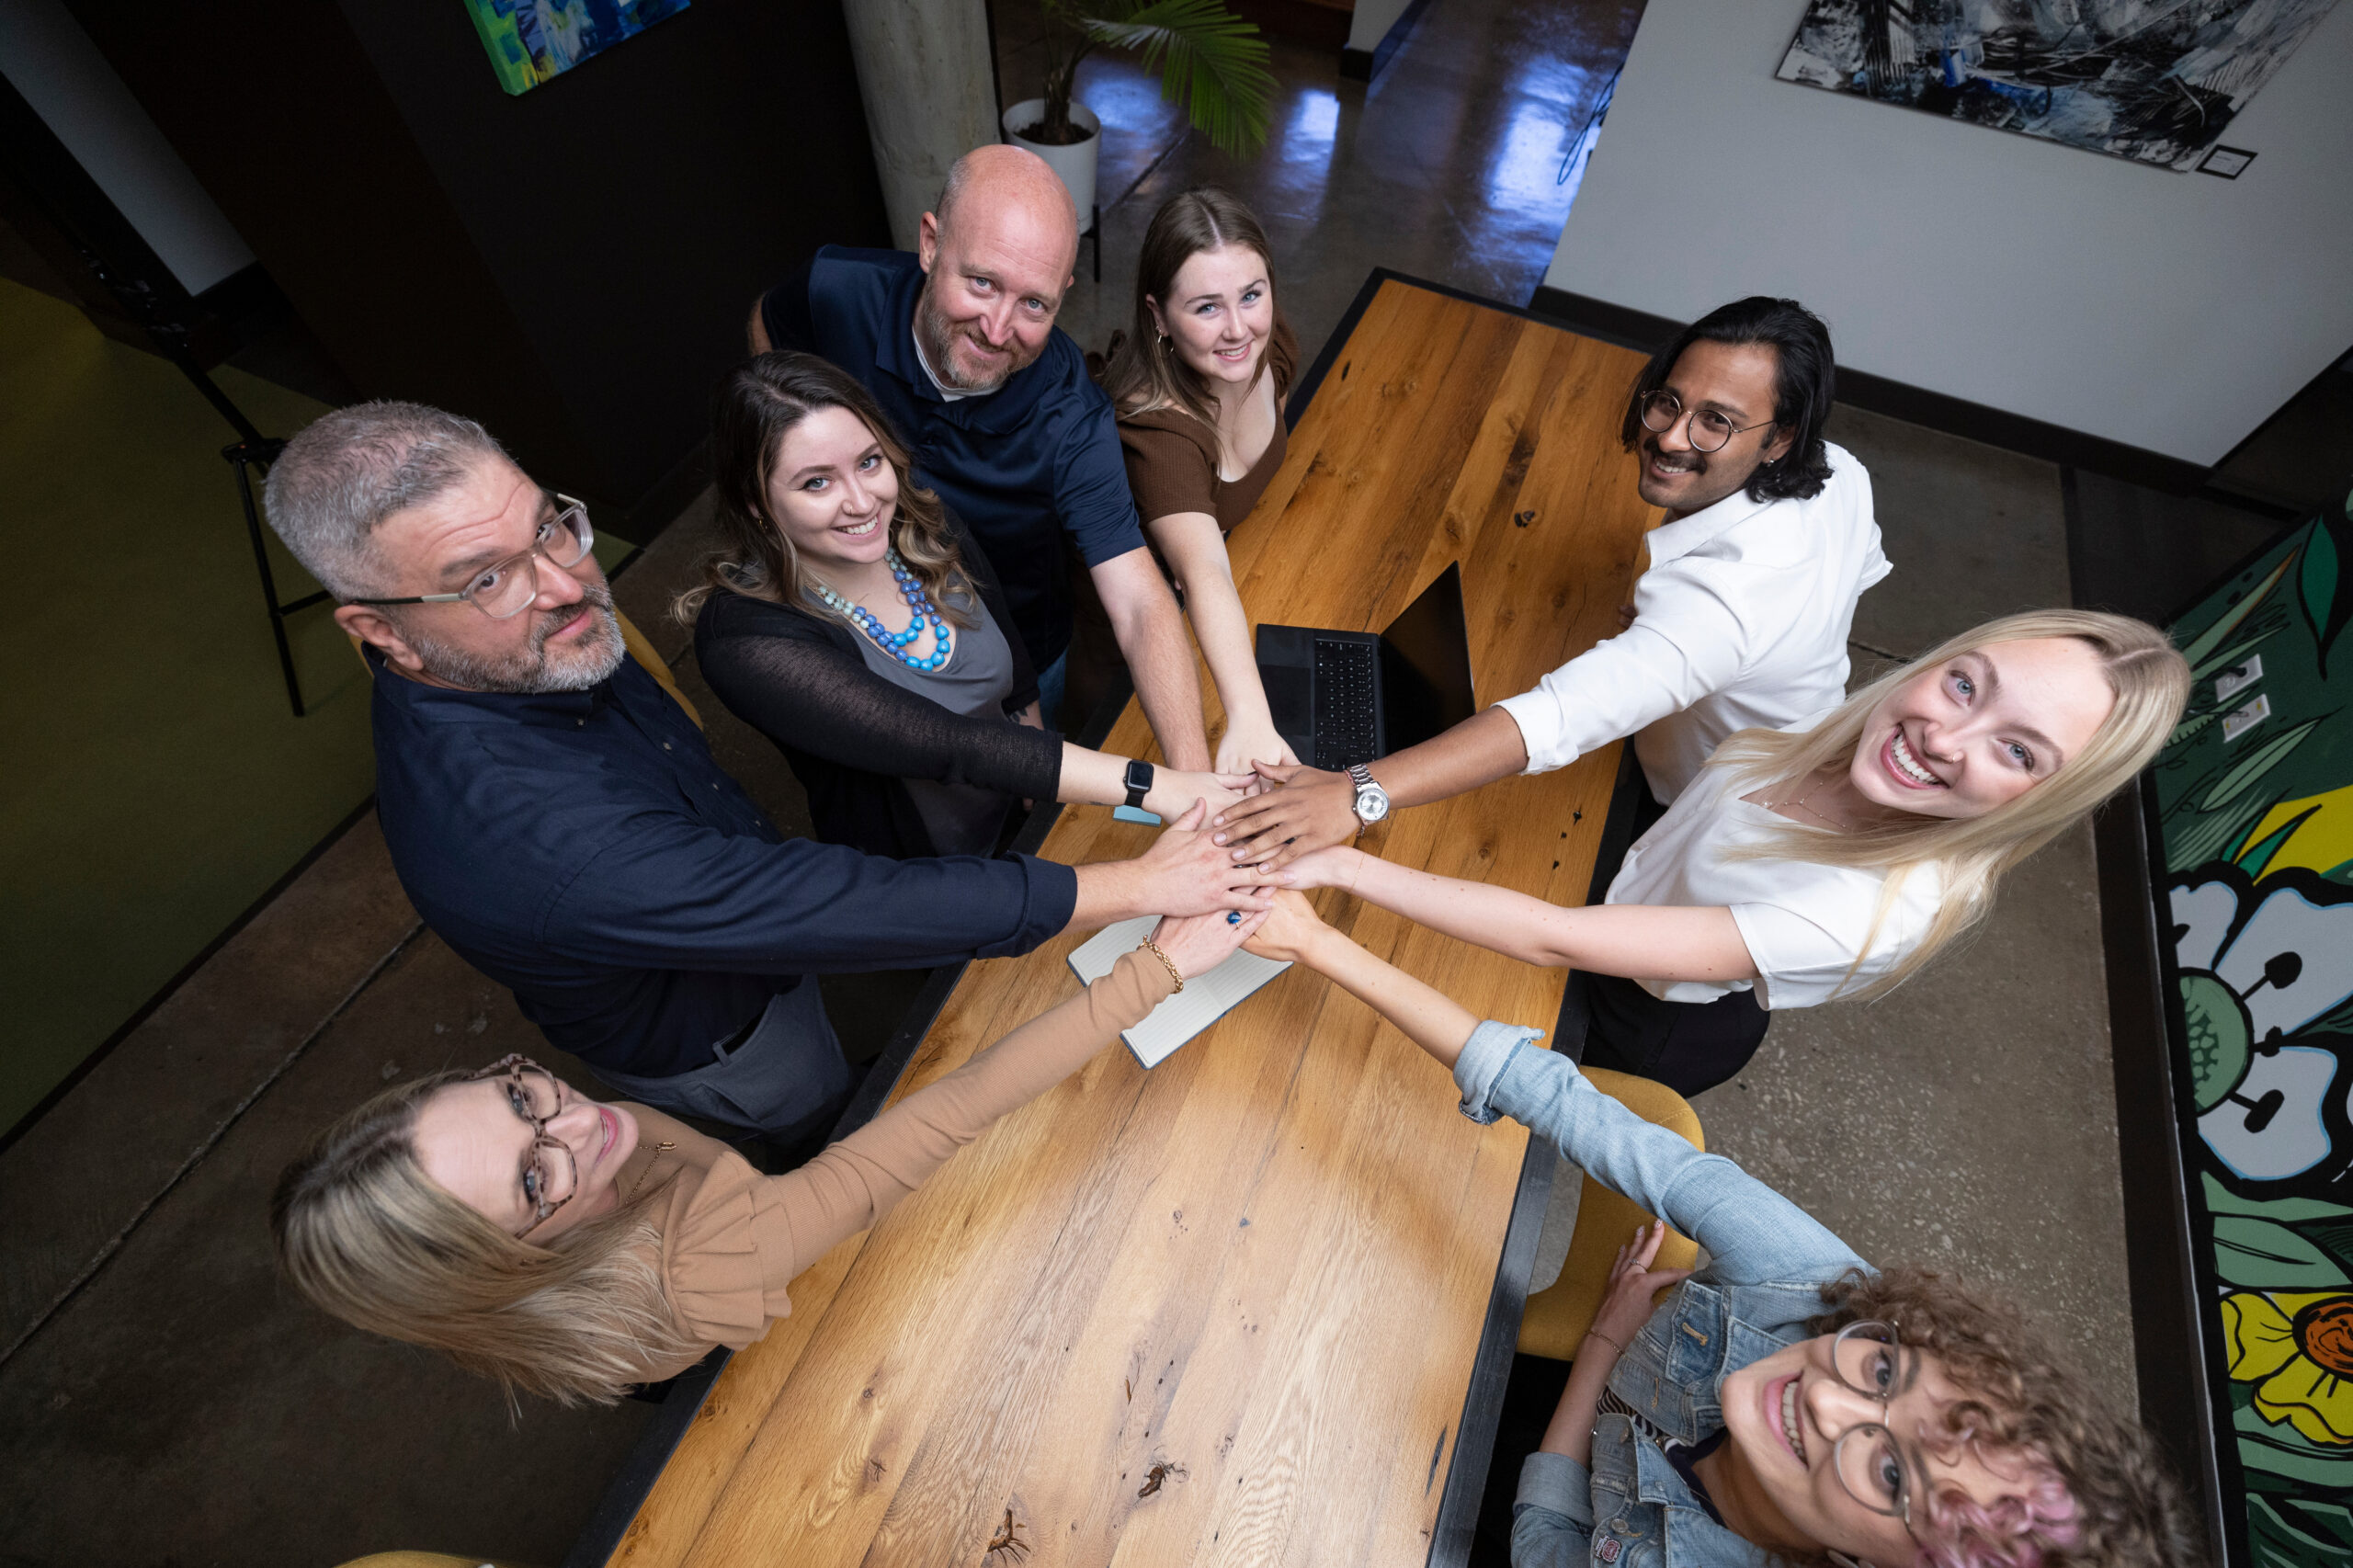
1277;846;1755;984
1211;553;1768;874
1092;548;1212;769
1245;892;1859;1284
759;903;1268;1287
1208;707;1532;870
1147;512;1297;775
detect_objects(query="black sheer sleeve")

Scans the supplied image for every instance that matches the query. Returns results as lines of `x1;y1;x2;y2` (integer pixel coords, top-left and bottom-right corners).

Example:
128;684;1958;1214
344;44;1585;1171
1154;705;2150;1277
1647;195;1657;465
696;595;1063;801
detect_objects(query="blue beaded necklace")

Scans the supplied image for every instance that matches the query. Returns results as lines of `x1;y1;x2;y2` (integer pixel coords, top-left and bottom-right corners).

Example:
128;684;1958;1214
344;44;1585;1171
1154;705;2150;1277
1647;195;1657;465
810;549;953;672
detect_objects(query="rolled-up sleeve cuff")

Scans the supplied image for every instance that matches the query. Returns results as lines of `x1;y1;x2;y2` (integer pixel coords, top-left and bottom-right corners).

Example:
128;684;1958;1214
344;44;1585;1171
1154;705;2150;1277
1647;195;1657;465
1517;1450;1595;1525
980;854;1078;958
1454;1020;1544;1124
1493;691;1584;776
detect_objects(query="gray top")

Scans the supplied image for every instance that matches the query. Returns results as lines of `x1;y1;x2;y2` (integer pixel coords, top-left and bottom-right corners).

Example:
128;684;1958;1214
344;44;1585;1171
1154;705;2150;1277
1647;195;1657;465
846;589;1019;856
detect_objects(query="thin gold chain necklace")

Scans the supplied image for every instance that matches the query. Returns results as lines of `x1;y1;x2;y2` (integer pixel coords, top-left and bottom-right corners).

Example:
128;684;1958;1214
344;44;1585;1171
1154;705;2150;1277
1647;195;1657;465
1765;770;1846;829
621;1141;677;1205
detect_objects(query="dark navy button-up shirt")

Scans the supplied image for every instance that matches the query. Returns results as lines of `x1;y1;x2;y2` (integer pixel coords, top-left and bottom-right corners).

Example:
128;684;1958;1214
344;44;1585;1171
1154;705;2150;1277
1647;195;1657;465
761;245;1145;670
369;651;1077;1078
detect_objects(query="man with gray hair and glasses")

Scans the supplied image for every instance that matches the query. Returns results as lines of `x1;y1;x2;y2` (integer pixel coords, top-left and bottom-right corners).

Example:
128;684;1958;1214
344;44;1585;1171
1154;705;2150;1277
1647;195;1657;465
265;401;1269;1149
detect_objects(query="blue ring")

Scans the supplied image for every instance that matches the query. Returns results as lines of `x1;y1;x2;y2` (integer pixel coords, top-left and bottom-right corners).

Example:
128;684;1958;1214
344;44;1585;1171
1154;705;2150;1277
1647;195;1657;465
1227;910;1244;926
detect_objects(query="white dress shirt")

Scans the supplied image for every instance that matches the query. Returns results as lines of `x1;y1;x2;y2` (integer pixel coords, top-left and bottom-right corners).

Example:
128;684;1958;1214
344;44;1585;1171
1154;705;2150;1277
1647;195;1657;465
1605;724;1945;1008
1494;441;1889;804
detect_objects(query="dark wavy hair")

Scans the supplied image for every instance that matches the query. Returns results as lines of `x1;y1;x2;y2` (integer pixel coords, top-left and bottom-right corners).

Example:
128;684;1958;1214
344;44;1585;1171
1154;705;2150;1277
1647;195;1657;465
1806;1267;2202;1568
674;352;978;628
1619;295;1836;503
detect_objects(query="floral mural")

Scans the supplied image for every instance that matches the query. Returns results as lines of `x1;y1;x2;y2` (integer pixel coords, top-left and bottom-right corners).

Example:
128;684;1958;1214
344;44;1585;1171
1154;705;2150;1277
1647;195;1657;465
2157;483;2353;1568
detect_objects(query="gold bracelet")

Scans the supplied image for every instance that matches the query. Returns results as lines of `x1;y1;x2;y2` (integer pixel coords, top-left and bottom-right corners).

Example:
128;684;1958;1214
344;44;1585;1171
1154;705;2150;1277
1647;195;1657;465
1583;1327;1625;1358
1135;937;1185;994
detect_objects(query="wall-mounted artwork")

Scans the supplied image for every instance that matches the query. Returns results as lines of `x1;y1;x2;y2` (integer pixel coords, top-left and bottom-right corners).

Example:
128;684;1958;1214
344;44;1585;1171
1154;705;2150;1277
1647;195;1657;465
2153;483;2353;1568
1777;0;2341;170
463;0;690;97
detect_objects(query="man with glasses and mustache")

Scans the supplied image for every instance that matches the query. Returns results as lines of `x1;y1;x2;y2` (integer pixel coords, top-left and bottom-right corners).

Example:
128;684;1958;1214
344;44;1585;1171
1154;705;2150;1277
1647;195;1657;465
264;402;1267;1150
1209;295;1890;866
747;144;1210;766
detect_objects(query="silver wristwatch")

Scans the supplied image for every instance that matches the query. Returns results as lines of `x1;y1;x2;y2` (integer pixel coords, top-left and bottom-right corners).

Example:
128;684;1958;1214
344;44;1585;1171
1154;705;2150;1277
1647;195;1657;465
1347;763;1391;825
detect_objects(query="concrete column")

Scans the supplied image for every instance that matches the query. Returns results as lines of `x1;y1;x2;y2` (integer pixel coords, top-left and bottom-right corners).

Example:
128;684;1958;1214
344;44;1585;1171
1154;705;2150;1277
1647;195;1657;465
839;0;1000;252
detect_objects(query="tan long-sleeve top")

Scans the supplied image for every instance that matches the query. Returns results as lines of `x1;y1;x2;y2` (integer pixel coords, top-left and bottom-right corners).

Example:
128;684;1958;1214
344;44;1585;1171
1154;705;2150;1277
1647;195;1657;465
610;949;1176;1385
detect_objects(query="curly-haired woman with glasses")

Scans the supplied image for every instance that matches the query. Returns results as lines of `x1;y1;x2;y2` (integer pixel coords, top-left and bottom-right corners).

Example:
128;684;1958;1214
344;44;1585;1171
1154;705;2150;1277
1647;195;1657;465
1238;891;2199;1568
270;890;1266;1404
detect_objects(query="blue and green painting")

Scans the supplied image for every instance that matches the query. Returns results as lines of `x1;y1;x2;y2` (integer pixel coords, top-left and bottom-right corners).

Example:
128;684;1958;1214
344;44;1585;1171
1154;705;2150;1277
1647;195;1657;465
462;0;689;97
2157;482;2353;1568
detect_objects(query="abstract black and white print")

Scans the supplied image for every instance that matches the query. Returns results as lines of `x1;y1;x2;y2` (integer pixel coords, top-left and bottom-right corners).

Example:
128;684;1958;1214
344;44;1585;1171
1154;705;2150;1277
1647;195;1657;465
1777;0;2341;169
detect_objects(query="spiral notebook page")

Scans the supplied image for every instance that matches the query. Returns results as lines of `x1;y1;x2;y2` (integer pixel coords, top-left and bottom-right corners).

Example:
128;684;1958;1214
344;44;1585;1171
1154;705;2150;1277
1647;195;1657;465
1067;916;1291;1069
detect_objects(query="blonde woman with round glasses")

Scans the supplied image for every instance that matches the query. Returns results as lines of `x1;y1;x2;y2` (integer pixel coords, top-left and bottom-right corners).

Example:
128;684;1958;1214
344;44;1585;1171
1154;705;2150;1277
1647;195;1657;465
271;892;1266;1404
1269;611;2189;1095
1237;890;2199;1568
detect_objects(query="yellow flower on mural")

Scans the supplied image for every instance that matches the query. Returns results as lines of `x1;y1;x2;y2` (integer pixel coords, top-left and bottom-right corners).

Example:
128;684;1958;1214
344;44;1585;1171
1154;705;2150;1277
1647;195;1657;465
2223;1290;2353;1445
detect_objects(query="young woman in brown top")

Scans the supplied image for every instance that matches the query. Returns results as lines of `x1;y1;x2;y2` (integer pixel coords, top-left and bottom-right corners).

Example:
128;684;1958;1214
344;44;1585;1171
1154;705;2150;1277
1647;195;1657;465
1102;187;1302;775
271;880;1267;1404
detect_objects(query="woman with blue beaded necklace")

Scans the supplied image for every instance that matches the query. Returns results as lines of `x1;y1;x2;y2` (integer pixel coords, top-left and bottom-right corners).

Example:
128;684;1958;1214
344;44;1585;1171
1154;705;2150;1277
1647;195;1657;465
684;352;1249;860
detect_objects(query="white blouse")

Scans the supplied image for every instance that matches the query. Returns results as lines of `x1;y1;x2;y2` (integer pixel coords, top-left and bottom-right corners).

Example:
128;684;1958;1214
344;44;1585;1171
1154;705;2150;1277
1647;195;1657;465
1495;441;1889;805
1605;724;1946;1009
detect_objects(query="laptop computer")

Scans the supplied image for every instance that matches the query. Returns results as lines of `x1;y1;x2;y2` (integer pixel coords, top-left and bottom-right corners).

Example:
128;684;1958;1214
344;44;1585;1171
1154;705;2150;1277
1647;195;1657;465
1254;562;1476;771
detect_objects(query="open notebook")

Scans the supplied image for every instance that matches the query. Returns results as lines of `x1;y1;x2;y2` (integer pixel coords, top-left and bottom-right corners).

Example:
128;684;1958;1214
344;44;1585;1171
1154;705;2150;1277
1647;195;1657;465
1066;916;1291;1069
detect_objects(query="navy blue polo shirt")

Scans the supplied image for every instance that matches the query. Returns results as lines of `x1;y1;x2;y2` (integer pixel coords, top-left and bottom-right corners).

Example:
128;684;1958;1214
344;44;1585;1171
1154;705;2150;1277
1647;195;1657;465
369;650;1076;1079
761;246;1144;670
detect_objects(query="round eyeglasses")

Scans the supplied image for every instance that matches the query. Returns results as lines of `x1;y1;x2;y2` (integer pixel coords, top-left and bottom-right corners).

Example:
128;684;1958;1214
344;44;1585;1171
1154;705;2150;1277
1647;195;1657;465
467;1054;578;1235
351;495;596;621
1822;1320;1924;1532
1634;391;1776;455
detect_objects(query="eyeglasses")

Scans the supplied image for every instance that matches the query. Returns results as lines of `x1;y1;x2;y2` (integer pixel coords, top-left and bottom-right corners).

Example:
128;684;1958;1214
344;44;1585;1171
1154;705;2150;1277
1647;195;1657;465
466;1054;578;1236
350;495;595;620
1824;1320;1926;1536
1634;391;1776;454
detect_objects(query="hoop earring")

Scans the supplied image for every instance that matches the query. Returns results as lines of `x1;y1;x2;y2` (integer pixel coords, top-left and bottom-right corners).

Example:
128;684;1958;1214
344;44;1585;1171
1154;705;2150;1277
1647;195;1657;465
1156;332;1172;352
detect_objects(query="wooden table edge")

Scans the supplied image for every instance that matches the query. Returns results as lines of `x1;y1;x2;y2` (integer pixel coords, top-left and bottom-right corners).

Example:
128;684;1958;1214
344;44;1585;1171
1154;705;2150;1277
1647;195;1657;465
569;276;1655;1568
1423;744;1646;1564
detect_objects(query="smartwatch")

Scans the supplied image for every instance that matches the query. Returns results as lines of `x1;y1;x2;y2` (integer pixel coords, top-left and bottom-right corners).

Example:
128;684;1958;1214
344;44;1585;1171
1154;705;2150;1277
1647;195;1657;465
1347;763;1392;826
1123;759;1154;811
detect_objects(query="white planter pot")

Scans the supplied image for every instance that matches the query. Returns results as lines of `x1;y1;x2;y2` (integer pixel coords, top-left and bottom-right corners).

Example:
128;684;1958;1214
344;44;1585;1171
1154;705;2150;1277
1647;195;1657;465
1002;97;1100;233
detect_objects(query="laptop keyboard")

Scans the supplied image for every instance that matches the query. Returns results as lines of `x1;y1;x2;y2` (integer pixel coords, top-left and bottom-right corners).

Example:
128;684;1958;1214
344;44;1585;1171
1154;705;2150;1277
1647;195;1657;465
1313;638;1379;769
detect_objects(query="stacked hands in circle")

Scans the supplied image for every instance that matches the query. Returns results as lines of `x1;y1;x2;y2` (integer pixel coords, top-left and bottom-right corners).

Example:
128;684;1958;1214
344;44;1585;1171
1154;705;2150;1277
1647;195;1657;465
262;145;2204;1568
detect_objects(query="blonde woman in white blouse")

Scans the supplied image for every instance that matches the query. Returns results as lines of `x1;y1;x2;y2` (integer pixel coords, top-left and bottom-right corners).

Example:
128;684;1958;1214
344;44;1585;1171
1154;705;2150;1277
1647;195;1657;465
1271;611;2188;1094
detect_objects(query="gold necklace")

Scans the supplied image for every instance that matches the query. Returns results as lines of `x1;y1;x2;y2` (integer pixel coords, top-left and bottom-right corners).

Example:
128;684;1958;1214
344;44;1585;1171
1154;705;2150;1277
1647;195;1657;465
621;1141;676;1205
1766;771;1845;829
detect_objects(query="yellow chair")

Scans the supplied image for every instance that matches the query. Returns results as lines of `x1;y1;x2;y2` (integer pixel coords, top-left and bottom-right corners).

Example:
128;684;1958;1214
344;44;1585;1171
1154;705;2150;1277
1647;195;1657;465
1516;1067;1704;1362
346;607;701;730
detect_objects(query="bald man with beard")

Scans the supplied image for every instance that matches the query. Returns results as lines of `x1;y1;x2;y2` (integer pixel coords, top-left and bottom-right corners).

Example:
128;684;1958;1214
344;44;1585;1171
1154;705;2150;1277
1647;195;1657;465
749;145;1210;767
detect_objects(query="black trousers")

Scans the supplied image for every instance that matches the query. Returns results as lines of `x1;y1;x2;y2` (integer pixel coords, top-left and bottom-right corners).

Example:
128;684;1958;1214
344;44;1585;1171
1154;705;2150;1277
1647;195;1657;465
1576;781;1771;1096
1580;971;1771;1096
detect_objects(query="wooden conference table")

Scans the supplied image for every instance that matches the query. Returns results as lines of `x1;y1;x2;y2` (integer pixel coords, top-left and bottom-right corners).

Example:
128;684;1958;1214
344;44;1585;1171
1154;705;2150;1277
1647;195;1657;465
589;274;1657;1568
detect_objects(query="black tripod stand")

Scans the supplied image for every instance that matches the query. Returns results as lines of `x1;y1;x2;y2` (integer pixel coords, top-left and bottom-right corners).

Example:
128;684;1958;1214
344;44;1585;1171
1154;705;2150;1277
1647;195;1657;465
82;253;324;718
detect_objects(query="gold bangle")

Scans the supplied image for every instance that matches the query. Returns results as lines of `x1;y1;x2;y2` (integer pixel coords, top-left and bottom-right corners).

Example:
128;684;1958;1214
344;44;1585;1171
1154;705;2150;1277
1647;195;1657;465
1136;937;1185;994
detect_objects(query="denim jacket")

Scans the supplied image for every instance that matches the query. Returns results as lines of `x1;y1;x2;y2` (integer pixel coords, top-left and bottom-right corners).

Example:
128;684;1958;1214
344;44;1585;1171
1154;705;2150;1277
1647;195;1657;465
1454;1022;1871;1568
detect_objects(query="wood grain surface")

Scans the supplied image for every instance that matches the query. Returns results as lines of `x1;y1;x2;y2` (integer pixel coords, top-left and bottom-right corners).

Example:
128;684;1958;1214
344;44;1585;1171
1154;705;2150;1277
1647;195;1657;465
608;279;1656;1568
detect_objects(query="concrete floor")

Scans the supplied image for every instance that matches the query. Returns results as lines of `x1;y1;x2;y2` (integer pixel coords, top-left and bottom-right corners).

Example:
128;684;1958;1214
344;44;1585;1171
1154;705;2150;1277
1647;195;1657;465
0;0;2290;1561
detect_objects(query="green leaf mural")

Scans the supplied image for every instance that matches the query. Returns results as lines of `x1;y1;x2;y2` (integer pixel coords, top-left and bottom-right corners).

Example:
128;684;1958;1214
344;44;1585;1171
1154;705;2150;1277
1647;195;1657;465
2156;485;2353;1568
2302;509;2353;678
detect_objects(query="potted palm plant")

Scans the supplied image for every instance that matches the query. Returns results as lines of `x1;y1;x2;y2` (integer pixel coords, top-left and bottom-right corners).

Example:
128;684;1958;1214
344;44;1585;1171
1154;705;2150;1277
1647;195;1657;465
1004;0;1276;231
